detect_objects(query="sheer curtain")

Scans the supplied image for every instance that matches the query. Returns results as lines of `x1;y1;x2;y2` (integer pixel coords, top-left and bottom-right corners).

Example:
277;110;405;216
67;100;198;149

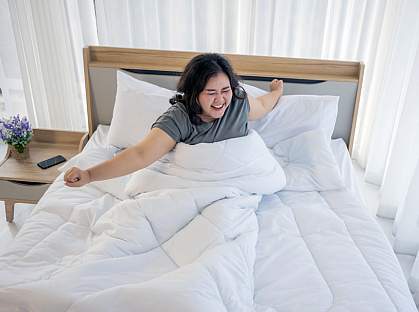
0;0;27;118
95;0;387;60
7;0;98;130
353;0;419;301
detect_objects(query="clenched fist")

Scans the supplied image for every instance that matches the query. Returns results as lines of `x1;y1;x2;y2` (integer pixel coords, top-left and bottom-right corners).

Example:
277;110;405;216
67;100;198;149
270;79;283;93
64;167;91;187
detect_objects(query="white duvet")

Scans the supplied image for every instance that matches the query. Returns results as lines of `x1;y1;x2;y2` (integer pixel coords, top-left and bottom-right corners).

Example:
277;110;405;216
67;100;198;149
0;126;417;311
0;131;286;311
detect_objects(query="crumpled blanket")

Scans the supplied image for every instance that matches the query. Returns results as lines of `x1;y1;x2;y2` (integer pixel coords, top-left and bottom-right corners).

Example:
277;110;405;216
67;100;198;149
0;130;285;312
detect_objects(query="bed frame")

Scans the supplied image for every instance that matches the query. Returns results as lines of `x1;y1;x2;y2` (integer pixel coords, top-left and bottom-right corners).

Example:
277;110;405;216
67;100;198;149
83;46;364;153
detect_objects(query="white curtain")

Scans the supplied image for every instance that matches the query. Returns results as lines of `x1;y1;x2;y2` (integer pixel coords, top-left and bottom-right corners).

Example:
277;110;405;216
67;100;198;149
7;0;98;131
354;0;419;301
95;0;388;60
0;0;27;117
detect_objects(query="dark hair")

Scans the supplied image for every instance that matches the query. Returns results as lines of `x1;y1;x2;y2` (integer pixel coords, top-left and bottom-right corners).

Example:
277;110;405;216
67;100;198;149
170;53;246;124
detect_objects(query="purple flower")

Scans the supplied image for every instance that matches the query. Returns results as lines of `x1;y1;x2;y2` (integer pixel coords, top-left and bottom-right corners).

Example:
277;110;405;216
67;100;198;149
0;114;33;153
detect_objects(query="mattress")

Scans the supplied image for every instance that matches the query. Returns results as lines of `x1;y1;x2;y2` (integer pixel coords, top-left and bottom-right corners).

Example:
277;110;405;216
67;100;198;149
0;125;416;311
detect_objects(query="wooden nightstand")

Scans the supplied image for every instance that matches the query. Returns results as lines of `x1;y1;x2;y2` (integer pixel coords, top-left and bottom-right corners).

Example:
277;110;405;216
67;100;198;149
0;128;88;222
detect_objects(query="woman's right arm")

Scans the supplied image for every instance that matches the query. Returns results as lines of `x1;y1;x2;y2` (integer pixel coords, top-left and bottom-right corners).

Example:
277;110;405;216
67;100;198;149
64;128;176;187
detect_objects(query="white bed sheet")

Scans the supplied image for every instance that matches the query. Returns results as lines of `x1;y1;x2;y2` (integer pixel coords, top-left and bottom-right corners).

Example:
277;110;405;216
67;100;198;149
330;138;364;203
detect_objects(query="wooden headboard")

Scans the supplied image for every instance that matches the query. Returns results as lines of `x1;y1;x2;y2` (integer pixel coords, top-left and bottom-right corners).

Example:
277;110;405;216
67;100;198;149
83;46;364;153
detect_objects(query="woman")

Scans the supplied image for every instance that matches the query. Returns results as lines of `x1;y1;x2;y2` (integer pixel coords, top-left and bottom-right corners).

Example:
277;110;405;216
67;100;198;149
64;53;283;187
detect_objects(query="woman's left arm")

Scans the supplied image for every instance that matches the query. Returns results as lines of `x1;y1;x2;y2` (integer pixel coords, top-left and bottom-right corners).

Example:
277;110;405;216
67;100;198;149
248;79;283;121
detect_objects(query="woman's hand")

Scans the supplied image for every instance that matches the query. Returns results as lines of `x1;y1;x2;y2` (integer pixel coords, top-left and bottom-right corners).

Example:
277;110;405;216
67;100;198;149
270;79;283;93
64;167;91;187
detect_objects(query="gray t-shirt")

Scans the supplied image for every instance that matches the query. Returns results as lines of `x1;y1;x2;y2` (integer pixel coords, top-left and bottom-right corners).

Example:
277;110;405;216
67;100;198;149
151;96;250;144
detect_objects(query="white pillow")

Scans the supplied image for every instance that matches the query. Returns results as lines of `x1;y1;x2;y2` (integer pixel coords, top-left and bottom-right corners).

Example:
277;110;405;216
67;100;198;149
58;147;131;200
272;129;345;191
117;70;173;94
107;71;175;148
240;82;268;97
242;83;339;148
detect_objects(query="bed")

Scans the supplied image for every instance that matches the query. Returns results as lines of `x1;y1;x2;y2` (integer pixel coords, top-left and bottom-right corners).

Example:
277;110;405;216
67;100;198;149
0;46;416;311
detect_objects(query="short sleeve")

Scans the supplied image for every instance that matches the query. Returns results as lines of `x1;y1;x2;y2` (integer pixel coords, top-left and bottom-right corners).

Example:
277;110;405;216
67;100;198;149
151;104;191;143
243;95;250;115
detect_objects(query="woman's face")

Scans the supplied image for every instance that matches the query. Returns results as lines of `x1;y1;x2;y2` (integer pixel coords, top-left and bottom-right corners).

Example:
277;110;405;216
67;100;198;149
197;72;233;122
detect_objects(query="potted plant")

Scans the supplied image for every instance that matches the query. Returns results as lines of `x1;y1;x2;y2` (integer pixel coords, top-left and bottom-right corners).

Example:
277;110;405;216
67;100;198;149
0;114;33;160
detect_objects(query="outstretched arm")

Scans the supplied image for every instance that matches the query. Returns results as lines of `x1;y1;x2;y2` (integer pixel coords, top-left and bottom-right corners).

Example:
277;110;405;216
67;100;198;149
248;79;283;121
64;128;176;187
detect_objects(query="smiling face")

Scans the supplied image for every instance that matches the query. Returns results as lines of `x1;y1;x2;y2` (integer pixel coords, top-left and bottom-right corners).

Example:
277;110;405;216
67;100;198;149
197;72;233;122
